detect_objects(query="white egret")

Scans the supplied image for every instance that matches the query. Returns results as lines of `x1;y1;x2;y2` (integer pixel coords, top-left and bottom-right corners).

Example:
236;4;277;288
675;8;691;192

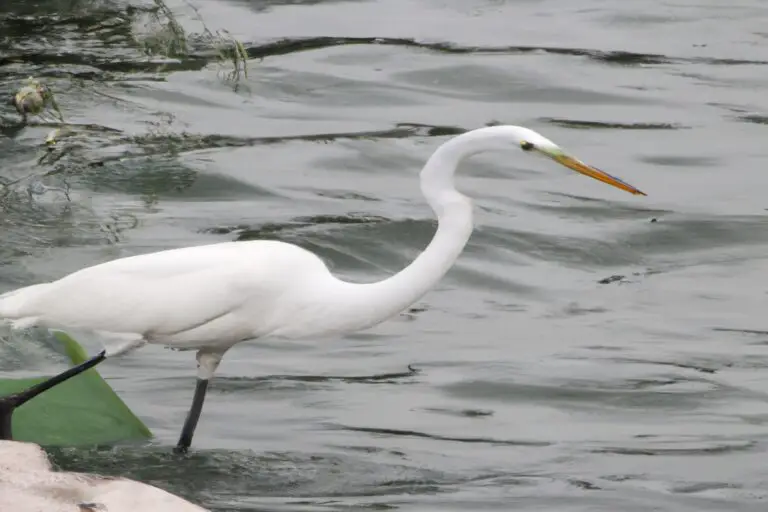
0;125;646;453
0;355;207;511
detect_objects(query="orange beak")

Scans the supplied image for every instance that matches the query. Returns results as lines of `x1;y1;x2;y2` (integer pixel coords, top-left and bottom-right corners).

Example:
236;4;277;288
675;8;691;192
552;154;646;196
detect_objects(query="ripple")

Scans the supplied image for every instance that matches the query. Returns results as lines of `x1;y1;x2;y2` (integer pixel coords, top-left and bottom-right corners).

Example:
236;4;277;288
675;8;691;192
613;215;768;256
48;445;485;505
420;407;494;419
441;375;729;412
738;114;768;124
211;365;422;390
476;225;642;268
639;155;722;167
3;1;768;511
327;424;550;447
592;438;757;456
242;37;768;67
541;118;687;130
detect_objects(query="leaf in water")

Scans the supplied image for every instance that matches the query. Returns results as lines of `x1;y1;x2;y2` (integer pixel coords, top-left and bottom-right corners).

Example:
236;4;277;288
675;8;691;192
0;332;152;446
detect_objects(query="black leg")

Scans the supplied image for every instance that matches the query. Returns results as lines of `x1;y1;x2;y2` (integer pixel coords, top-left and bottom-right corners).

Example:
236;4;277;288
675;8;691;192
0;350;107;440
174;377;209;454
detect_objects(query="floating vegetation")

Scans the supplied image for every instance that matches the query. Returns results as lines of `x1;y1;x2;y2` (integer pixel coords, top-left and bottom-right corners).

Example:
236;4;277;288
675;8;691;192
4;0;250;180
1;0;250;252
134;0;249;87
12;77;64;124
197;26;250;85
144;0;189;58
5;77;76;174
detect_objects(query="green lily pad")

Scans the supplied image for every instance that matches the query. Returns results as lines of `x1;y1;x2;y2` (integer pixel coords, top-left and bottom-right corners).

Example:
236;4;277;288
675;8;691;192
0;332;152;446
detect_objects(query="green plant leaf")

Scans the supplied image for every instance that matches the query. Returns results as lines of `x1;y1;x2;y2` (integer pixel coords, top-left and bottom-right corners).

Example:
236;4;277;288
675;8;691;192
0;332;152;446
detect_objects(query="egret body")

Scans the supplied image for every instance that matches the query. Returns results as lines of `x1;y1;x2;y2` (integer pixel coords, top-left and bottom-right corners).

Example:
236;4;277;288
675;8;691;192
0;126;645;453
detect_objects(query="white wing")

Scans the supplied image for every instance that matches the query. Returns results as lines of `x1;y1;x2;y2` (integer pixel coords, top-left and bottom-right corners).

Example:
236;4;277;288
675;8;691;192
0;240;332;346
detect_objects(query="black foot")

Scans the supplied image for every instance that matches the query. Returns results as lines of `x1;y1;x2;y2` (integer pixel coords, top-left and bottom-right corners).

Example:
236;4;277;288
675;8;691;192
173;443;189;455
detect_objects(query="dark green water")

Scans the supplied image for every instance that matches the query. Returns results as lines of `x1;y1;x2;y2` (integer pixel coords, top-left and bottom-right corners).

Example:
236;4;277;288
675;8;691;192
3;0;768;510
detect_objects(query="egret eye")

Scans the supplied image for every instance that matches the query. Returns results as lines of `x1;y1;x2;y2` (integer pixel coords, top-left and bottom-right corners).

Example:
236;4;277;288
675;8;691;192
520;141;535;151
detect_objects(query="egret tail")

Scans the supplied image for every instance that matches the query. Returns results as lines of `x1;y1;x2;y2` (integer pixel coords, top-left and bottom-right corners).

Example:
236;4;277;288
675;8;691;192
0;282;51;321
0;350;106;440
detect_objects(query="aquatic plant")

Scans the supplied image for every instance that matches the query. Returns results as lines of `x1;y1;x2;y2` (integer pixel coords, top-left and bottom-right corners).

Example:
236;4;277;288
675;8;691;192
135;0;249;87
0;332;151;446
12;77;64;124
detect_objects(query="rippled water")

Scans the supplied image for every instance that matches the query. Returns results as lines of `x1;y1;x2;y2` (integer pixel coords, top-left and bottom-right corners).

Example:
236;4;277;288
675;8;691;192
2;0;768;510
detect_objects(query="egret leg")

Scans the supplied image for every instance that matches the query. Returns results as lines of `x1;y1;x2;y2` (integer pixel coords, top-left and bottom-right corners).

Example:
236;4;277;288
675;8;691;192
174;378;208;454
0;350;106;440
174;349;224;454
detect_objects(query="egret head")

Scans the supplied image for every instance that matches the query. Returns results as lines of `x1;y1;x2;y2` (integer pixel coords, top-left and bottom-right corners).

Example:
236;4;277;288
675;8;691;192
514;128;645;196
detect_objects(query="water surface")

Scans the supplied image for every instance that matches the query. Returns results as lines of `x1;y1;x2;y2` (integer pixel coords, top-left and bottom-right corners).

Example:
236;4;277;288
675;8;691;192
2;0;768;510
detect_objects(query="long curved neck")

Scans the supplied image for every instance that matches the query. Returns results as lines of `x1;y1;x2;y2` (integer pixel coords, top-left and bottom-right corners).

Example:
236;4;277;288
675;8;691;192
330;132;481;331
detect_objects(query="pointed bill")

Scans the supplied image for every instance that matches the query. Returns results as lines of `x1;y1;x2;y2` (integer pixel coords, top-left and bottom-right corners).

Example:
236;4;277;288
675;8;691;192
552;154;646;196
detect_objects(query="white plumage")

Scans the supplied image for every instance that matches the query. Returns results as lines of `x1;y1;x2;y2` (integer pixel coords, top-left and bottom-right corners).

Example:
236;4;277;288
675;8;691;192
0;126;645;452
0;241;349;346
